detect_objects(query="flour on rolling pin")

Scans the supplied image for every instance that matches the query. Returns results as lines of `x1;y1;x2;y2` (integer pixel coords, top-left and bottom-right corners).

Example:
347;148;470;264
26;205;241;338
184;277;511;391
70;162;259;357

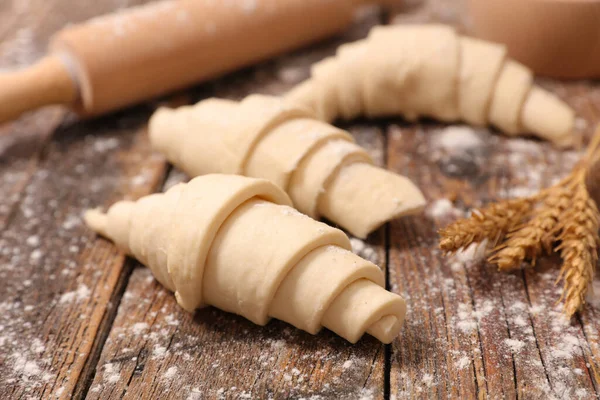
0;0;383;123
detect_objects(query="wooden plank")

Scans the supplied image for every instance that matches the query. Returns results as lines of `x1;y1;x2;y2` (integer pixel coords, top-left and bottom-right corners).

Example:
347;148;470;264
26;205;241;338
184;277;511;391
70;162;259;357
517;81;600;399
84;12;392;399
0;109;167;399
387;124;490;399
386;1;598;399
0;1;167;398
384;108;597;399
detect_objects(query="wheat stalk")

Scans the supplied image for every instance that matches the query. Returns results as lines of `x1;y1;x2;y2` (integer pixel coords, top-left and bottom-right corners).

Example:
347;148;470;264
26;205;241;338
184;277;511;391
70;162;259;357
489;184;571;271
439;125;600;316
439;198;533;254
553;171;600;316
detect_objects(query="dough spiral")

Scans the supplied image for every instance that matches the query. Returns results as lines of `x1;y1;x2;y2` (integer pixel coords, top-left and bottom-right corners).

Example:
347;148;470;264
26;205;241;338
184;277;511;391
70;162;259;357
285;24;575;148
149;94;425;239
84;174;406;343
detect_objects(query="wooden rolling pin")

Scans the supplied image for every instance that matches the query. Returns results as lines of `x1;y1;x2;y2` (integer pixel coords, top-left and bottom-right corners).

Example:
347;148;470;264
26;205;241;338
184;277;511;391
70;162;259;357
0;0;384;123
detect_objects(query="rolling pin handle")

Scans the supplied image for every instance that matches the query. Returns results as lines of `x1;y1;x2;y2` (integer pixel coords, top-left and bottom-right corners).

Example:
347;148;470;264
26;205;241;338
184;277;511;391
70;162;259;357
0;55;77;124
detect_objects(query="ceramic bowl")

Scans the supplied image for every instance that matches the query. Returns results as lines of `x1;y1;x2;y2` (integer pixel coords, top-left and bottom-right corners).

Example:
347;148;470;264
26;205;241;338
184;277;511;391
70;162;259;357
468;0;600;79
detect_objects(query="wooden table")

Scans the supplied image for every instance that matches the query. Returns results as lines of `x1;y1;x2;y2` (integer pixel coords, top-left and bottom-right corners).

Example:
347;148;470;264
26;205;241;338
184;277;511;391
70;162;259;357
1;0;599;398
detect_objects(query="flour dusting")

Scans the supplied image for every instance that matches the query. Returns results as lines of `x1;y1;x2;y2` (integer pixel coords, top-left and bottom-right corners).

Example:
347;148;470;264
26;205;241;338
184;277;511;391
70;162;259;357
350;238;379;264
59;284;91;304
426;198;463;219
504;338;526;353
163;366;178;380
436;126;484;153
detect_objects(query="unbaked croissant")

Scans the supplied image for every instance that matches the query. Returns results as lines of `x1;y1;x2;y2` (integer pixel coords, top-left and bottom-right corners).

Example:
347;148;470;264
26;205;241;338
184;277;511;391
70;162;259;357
149;94;426;239
285;24;575;148
84;174;406;343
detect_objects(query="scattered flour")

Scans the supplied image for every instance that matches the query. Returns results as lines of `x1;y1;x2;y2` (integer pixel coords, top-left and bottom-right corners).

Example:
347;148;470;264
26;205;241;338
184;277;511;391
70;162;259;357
435;126;483;153
59;284;91;304
505;139;541;154
165;313;179;326
131;322;149;335
0;27;37;67
450;240;488;272
277;65;306;84
153;345;167;359
350;238;378;264
512;315;527;327
455;300;494;333
30;339;45;354
93;138;120;153
12;353;41;377
472;300;494;320
357;388;375;400
421;373;436;388
575;388;590;399
163;366;178;380
269;339;286;350
30;249;43;261
26;235;40;247
455;355;471;370
456;303;477;333
504;338;526;353
586;278;600;309
62;215;81;230
426;198;463;219
529;304;544;315
103;363;120;384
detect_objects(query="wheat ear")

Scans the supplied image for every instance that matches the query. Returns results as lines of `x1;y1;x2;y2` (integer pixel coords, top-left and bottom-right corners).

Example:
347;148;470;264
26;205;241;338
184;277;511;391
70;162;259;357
439;198;533;254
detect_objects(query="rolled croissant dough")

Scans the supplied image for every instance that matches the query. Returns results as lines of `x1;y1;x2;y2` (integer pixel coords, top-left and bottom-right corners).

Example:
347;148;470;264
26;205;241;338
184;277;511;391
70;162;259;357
85;174;406;343
150;94;426;239
285;24;576;148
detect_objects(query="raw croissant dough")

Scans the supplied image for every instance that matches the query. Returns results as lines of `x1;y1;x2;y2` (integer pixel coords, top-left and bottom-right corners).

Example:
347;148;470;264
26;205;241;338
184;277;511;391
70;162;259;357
84;174;406;343
285;24;575;148
149;94;425;239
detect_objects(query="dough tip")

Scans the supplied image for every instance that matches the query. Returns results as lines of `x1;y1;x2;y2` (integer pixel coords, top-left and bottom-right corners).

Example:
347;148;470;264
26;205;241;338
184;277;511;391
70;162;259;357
83;208;109;237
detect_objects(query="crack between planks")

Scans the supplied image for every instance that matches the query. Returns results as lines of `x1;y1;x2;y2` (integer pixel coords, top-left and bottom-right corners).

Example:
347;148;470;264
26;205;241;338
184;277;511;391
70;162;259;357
463;271;489;398
74;158;172;399
521;266;553;393
435;266;452;397
575;312;600;396
120;292;168;397
123;347;147;392
514;135;560;396
250;363;269;394
72;258;136;399
115;257;179;398
384;221;391;400
363;345;383;391
119;277;172;396
497;276;520;400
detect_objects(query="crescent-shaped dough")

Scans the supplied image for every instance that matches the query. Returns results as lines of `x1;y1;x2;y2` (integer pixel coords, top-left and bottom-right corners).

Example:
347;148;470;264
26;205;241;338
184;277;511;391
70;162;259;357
149;94;426;238
84;174;406;343
285;24;575;148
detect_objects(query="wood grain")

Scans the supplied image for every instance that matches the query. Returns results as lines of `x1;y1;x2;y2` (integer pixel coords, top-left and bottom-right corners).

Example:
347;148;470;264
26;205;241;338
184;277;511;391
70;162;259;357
385;1;600;399
0;1;166;399
1;0;600;399
0;109;167;399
